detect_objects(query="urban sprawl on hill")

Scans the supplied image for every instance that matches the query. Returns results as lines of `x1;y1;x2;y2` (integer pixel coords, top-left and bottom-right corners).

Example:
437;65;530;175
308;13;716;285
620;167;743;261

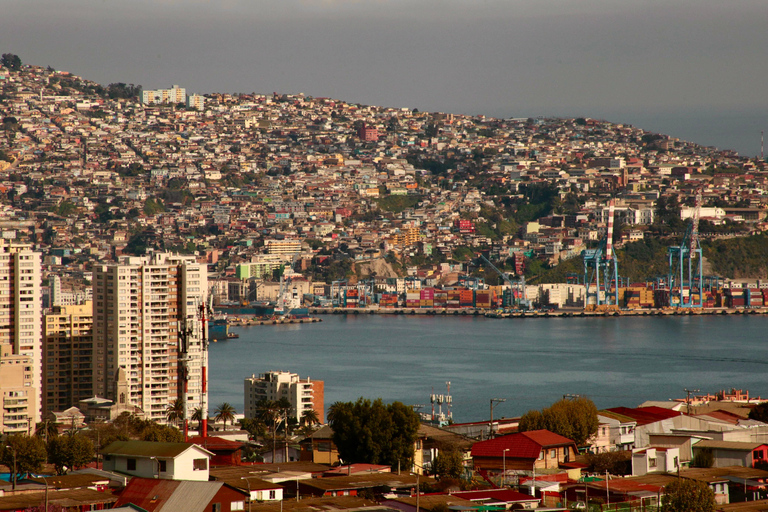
2;54;768;511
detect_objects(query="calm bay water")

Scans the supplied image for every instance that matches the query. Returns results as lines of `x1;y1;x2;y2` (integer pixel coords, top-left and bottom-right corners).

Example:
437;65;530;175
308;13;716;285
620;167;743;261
208;315;768;422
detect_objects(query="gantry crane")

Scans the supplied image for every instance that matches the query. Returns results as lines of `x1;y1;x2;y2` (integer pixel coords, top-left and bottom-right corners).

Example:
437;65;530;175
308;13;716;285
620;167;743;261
478;253;530;309
583;200;620;309
668;189;703;308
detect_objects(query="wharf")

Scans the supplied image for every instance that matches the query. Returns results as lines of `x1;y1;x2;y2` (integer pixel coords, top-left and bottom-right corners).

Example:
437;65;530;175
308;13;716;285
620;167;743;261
229;317;322;326
308;307;768;318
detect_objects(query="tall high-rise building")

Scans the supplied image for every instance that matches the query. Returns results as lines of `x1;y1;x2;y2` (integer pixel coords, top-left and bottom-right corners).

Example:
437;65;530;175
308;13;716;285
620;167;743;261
0;240;42;425
42;301;94;417
93;253;207;425
244;371;324;424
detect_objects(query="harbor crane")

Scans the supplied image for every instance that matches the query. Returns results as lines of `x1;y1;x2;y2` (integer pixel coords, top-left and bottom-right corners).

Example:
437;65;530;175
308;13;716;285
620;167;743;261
478;253;530;309
667;189;703;308
583;199;620;309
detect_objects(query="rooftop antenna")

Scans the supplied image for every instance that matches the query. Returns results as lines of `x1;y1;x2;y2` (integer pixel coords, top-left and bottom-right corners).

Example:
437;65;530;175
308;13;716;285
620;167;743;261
762;131;764;160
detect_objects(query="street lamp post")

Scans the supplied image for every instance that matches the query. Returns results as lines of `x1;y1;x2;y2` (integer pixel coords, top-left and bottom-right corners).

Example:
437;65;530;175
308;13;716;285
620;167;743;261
241;476;253;512
41;475;48;511
502;449;509;487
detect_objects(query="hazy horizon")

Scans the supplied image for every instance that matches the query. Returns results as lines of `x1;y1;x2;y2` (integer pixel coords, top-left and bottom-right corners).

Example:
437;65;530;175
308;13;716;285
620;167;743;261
4;0;766;156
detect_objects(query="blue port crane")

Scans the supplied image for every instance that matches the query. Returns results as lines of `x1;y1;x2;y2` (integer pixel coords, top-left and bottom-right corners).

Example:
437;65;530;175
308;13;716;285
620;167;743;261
667;189;703;308
583;200;620;308
478;253;530;309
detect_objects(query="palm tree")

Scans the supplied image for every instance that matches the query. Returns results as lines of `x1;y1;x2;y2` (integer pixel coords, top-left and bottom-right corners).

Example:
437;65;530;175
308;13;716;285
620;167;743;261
166;398;184;429
301;409;319;427
214;402;236;430
191;407;205;433
34;420;59;442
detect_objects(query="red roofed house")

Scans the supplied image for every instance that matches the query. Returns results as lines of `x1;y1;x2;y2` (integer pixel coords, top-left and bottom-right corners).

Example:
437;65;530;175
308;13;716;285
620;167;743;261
471;430;578;473
448;488;540;509
113;477;249;512
188;436;245;466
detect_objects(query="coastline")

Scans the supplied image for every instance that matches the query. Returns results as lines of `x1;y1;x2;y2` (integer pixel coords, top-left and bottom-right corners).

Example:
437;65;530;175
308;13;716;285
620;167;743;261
308;307;768;318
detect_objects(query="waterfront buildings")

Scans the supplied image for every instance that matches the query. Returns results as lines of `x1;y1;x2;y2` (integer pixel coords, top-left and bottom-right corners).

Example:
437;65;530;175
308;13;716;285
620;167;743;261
42;301;93;418
93;253;208;424
0;240;42;425
244;371;324;424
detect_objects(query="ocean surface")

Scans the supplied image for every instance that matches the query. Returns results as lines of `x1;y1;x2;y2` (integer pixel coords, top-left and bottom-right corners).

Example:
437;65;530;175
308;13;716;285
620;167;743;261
207;315;768;423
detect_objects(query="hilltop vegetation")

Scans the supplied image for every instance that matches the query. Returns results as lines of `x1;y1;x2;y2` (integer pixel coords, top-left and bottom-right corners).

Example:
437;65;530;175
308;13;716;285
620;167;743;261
529;234;768;285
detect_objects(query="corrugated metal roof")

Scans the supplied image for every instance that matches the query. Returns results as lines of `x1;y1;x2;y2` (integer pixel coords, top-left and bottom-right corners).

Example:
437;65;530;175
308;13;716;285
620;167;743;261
0;488;118;510
694;440;765;451
160;480;223;512
102;440;214;458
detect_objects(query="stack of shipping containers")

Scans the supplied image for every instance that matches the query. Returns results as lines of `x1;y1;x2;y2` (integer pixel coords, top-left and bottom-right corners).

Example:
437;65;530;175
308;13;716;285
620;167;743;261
345;288;359;308
460;289;474;308
447;290;462;309
475;290;492;309
623;286;655;309
379;293;398;308
420;288;434;308
406;290;420;308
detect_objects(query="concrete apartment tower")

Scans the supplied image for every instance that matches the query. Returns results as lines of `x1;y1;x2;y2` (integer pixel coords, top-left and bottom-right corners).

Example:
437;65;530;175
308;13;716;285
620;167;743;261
93;253;208;425
0;240;42;428
244;371;325;424
42;301;94;418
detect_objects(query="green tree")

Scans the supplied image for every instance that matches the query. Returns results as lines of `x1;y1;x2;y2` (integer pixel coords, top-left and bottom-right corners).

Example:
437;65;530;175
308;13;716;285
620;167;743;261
143;197;165;216
1;435;47;480
240;418;267;439
585;450;632;475
47;434;94;474
301;408;320;427
1;53;22;71
748;402;768;423
166;398;184;430
191;407;205;432
691;448;714;468
518;398;598;447
140;423;184;443
214;402;236;429
329;397;420;468
662;479;715;512
431;449;464;480
34;421;60;442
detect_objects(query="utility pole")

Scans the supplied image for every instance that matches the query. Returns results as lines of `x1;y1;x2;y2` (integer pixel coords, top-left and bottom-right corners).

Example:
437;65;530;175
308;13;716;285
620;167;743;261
489;398;506;439
684;388;700;415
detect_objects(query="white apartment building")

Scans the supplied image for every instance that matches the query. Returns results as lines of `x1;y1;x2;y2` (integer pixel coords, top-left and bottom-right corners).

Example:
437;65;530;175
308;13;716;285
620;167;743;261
142;85;187;105
244;371;324;424
93;253;207;424
186;94;205;110
0;240;42;425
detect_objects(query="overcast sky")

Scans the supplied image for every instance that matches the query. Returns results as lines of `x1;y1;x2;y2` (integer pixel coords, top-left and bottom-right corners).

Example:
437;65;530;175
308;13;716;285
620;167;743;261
4;0;767;154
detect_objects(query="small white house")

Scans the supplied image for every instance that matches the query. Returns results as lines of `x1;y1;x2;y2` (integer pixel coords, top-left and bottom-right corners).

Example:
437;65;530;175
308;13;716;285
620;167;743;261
101;440;214;481
240;476;284;502
632;447;680;476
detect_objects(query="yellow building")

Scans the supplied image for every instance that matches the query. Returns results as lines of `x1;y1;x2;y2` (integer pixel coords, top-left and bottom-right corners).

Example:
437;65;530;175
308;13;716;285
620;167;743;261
43;302;93;417
0;343;36;435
